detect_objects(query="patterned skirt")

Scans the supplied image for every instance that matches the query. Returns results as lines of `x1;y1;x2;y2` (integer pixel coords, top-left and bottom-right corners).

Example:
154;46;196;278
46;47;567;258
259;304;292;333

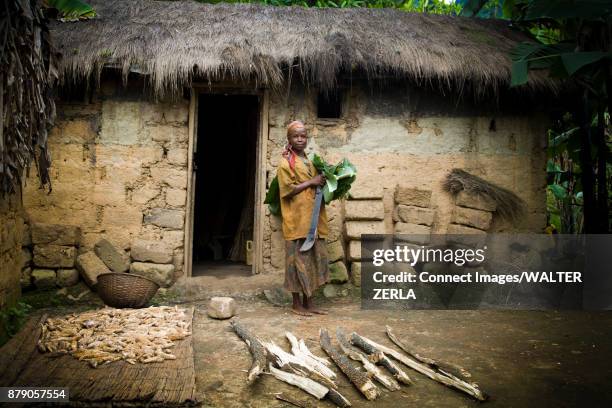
284;239;329;297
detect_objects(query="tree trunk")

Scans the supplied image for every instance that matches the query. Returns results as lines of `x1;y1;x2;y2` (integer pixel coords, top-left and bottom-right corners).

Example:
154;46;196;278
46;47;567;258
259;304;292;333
577;89;597;233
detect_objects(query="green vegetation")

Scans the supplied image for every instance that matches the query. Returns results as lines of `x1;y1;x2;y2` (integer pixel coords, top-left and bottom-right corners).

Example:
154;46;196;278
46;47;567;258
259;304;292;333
0;301;32;347
196;0;463;14
265;154;357;215
463;0;611;233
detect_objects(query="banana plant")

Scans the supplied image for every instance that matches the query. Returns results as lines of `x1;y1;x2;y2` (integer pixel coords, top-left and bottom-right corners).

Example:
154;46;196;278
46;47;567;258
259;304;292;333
44;0;96;21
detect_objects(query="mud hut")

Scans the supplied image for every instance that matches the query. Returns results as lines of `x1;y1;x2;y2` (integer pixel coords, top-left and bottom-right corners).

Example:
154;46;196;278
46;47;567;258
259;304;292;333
16;0;555;293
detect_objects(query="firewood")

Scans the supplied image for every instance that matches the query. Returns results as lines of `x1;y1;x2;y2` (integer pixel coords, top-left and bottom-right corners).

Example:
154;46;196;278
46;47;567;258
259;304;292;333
354;333;487;401
336;328;400;391
319;328;379;401
385;325;471;380
269;365;352;408
350;332;413;385
230;320;268;384
264;340;337;389
286;332;331;367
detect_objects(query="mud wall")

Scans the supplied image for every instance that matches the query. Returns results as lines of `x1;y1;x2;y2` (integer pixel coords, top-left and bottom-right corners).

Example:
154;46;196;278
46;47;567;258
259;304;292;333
24;78;547;277
23;79;190;278
262;81;547;272
0;190;25;308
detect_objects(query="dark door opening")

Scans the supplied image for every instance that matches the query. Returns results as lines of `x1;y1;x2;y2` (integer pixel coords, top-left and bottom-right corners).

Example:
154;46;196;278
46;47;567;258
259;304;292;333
192;94;259;277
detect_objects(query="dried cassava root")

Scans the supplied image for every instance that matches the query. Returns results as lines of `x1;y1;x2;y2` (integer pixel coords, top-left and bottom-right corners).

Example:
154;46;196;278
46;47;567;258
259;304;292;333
38;306;192;368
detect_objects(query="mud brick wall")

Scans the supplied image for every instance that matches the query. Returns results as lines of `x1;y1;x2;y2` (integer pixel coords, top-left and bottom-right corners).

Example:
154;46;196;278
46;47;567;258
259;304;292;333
263;80;548;273
0;190;25;308
23;78;190;278
23;77;547;276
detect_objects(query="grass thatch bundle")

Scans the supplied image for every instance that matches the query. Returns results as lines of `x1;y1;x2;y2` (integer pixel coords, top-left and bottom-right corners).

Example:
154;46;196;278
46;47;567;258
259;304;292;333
443;168;526;222
49;1;558;97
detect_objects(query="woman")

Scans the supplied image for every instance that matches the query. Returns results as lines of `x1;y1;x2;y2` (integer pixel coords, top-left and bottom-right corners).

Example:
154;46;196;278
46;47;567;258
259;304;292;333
277;121;329;316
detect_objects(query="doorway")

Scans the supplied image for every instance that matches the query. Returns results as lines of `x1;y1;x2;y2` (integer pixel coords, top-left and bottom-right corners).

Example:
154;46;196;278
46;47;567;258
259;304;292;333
191;94;259;277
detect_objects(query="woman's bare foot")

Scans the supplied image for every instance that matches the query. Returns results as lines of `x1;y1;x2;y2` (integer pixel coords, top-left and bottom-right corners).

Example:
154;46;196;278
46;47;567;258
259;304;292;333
303;296;328;315
307;307;328;315
291;292;312;316
291;305;313;316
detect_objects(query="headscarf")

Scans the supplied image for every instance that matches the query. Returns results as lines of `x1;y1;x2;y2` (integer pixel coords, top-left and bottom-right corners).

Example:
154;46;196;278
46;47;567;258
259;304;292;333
283;120;306;170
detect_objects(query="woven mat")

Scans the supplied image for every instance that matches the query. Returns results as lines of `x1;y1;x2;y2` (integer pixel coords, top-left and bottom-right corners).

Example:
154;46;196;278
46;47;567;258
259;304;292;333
0;307;198;406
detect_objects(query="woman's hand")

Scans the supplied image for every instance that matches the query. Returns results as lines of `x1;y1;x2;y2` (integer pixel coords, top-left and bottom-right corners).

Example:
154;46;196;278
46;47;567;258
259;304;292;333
310;174;326;187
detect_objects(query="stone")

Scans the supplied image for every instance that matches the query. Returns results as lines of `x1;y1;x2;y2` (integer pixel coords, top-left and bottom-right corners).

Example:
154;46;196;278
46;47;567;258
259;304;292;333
33;245;77;268
394;223;431;245
326;240;344;263
348;183;384;200
31;223;81;246
452;206;493;231
21;248;32;268
344;200;384;221
57;269;80;287
329;261;349;283
150;167;188;189
393;205;435;226
167;148;188;166
456;191;497;212
346;221;385;240
166;188;187;207
76;252;111;287
263;287;292;306
130;239;173;264
323;284;337;298
32;269;56;289
351;262;362;287
130;262;175;288
394;186;432;208
144;208;185;229
22;223;32;246
20;267;32;288
94;239;130;272
348;240;362;261
446;224;487;247
207;297;237;319
270;230;285;269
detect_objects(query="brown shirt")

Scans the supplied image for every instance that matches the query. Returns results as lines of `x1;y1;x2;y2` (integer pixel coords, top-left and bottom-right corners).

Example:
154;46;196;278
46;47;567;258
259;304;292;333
277;155;328;241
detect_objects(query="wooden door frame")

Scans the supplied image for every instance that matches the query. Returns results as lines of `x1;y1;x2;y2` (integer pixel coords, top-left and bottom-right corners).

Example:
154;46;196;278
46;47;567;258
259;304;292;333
184;85;268;276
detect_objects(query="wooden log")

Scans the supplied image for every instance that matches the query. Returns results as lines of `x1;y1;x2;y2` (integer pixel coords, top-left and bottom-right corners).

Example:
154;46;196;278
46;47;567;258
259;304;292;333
269;365;352;408
230;320;267;384
386;325;471;380
286;332;331;367
353;332;487;401
319;328;379;401
263;340;337;389
336;328;400;391
350;332;413;385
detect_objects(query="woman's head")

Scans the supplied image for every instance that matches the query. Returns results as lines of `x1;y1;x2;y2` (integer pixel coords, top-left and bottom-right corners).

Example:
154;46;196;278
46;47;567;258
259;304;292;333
287;120;307;153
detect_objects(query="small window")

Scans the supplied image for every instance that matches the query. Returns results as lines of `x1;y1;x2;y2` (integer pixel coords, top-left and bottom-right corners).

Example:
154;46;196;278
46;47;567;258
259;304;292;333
317;90;342;119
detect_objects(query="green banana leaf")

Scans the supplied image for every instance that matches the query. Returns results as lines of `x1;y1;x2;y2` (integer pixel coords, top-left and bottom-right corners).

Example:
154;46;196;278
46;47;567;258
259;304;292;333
46;0;96;21
265;154;357;216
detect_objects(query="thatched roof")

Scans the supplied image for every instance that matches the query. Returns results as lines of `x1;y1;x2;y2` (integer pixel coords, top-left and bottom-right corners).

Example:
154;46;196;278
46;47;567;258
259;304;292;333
50;0;556;95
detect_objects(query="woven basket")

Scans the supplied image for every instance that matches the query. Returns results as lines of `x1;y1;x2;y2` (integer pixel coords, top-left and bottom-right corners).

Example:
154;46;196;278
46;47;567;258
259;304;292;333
96;272;160;308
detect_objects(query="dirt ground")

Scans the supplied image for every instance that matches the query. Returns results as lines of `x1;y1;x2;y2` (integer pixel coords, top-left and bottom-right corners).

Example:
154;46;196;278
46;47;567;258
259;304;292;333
192;298;612;408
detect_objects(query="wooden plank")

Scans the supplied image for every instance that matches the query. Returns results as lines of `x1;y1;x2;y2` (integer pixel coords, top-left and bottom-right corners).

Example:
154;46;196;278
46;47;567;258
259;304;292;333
184;90;198;277
253;89;269;274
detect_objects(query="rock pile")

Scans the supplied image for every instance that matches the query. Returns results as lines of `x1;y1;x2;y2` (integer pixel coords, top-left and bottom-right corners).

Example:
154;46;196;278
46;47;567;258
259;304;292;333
392;186;435;245
21;223;81;290
21;222;177;293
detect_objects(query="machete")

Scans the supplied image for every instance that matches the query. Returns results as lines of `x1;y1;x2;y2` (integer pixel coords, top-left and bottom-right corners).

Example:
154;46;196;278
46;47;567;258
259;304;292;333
300;185;323;252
